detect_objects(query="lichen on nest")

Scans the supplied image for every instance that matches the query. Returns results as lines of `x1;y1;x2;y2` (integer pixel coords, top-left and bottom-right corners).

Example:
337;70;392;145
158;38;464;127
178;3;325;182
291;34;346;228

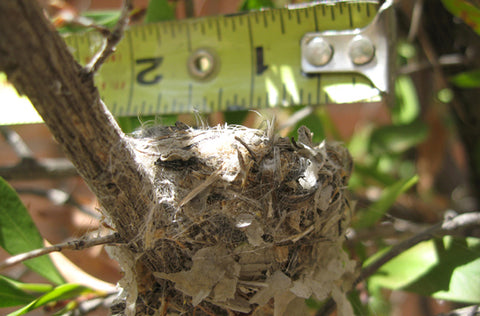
110;122;355;316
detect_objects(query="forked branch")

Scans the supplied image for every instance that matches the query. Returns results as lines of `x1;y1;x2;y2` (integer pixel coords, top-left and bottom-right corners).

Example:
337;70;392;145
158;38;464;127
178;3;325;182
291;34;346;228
0;0;153;243
84;0;134;74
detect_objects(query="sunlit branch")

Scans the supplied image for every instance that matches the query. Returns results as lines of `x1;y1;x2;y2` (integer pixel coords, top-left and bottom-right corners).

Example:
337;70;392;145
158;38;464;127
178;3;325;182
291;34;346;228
84;0;134;74
0;233;121;271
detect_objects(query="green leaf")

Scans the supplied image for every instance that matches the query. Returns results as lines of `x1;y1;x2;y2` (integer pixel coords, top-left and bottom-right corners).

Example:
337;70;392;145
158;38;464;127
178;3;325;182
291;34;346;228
392;75;420;124
0;276;35;307
82;11;122;28
354;175;418;229
117;115;181;133
352;163;397;187
145;0;176;23
368;236;480;303
397;41;416;60
287;107;326;143
369;120;429;155
441;0;480;35
51;300;78;316
347;289;372;316
117;115;155;133
240;0;275;10
8;283;93;316
304;297;323;310
57;11;121;34
450;69;480;88
0;275;53;294
224;110;249;125
0;177;65;285
437;88;455;103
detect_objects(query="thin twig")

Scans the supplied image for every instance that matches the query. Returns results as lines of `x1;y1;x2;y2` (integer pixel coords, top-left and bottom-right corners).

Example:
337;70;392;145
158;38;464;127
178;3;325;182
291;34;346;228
316;211;480;316
0;126;34;160
417;26;471;126
398;54;466;75
66;291;118;316
277;106;314;133
437;305;479;316
0;233;121;271
0;126;77;179
407;0;424;42
15;187;100;219
84;0;133;74
0;157;77;180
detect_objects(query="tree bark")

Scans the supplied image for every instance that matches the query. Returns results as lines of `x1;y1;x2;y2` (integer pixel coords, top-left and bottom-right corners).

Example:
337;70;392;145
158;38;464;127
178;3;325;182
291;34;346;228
0;0;152;242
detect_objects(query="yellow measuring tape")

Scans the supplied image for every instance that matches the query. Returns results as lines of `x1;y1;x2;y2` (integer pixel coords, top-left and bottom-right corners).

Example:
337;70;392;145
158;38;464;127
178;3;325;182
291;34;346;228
0;0;394;124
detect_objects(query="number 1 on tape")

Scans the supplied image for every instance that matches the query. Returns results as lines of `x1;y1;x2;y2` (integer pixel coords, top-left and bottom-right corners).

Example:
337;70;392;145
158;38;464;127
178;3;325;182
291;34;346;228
0;0;392;125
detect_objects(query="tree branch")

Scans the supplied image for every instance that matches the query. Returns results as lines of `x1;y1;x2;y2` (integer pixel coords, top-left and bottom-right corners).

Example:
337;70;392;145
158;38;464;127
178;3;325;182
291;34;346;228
316;211;480;316
0;126;34;160
437;305;479;316
0;0;153;243
84;0;133;74
0;233;121;271
0;158;77;180
14;187;100;218
0;126;78;179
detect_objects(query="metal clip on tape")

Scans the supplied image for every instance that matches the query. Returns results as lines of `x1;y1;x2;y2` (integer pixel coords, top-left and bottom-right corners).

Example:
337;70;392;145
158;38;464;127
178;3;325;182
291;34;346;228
301;0;395;93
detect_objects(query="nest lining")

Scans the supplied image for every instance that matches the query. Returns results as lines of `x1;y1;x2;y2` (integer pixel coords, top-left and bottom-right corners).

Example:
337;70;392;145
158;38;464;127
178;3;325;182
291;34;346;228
109;123;355;316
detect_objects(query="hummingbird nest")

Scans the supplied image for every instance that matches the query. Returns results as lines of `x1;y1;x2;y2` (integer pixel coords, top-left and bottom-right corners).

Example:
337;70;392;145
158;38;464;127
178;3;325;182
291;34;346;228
108;122;355;316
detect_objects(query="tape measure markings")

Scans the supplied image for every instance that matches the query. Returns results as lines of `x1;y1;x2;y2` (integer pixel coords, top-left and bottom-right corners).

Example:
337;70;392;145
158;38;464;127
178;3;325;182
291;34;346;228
125;30;134;116
312;5;319;31
62;2;381;117
248;15;255;107
347;3;353;27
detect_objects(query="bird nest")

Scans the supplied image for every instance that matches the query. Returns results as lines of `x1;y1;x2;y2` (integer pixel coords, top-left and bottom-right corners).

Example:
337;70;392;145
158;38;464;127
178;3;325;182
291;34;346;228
109;123;355;316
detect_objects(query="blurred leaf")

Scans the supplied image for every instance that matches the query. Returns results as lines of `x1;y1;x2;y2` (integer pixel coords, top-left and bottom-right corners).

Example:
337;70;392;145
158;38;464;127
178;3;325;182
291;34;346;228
392;76;420;124
116;115;154;133
145;0;176;23
81;11;121;28
441;0;480;35
0;276;35;307
438;88;455;103
397;41;416;60
369;120;429;155
159;114;181;126
240;0;275;10
0;276;53;294
354;175;418;229
52;300;78;316
224;110;249;125
367;284;391;316
57;11;121;33
347;124;372;158
368;236;480;303
397;159;417;179
318;107;343;141
352;163;397;187
288;107;326;143
450;69;480;88
119;114;182;133
347;289;371;316
304;297;323;310
8;284;93;316
0;177;65;285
